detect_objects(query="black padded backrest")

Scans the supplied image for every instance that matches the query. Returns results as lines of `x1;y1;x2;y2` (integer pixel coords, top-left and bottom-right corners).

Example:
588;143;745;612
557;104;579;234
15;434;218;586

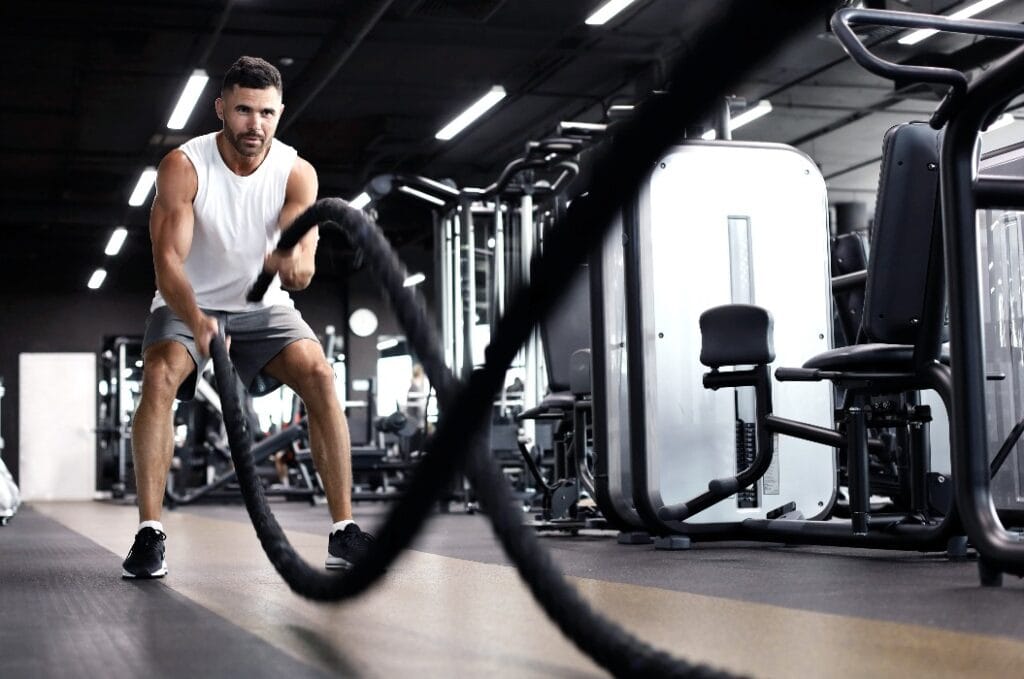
699;304;775;369
863;122;942;344
541;263;591;392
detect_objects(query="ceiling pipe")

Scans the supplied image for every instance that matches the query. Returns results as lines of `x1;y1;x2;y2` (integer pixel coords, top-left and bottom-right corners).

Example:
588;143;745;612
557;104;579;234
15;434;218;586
279;0;396;134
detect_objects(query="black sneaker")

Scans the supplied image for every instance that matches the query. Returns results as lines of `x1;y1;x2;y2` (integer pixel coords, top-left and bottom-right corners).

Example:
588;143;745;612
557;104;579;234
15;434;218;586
326;524;374;570
121;527;168;579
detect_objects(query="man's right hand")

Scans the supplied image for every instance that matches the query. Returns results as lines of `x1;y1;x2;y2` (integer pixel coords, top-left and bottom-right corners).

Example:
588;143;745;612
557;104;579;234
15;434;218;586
190;313;221;358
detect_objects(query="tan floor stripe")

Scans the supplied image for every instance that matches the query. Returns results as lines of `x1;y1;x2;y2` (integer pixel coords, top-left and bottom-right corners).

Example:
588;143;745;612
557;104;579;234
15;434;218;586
33;501;1024;678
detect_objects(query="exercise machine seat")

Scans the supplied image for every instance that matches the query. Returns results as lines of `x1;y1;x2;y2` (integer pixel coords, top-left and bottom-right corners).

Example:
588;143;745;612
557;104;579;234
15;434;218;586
803;343;950;371
518;391;576;421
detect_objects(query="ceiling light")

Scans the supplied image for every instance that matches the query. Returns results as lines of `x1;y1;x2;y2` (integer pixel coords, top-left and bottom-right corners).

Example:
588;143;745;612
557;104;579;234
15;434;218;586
129;167;158;206
87;269;107;290
398;185;447;206
376;337;400;351
350;192;372;209
898;0;1007;46
983;112;1016;133
105;227;128;256
701;100;773;139
435;86;507;141
403;272;426;287
166;69;209;130
559;121;608;132
585;0;639;26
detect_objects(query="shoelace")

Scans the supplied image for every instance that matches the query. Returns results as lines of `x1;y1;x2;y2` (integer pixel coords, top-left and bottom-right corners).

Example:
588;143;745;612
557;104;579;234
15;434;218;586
135;529;166;551
342;529;374;549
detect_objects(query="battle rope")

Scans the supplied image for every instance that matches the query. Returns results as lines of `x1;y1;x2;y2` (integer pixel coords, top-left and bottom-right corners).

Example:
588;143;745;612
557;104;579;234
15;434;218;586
211;2;835;677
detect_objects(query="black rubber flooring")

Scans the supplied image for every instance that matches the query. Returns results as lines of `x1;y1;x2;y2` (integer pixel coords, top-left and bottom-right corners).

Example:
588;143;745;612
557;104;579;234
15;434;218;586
0;506;330;679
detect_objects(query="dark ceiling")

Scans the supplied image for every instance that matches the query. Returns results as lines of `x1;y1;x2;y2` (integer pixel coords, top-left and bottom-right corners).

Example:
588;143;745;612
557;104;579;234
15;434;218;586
3;0;1024;294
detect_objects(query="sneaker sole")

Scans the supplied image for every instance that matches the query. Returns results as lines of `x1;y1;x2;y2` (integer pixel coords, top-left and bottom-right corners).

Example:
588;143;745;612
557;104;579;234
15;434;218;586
122;560;168;579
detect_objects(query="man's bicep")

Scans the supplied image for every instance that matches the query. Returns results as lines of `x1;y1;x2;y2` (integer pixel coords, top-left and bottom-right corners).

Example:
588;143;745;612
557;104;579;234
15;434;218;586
280;158;318;229
150;154;197;262
151;198;194;263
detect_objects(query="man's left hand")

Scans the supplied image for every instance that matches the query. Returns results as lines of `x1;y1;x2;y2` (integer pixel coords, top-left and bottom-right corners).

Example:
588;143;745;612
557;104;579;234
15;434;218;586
265;248;313;290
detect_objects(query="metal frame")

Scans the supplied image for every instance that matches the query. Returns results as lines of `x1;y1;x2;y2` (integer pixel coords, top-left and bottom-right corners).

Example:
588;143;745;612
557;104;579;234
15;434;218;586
832;6;1024;581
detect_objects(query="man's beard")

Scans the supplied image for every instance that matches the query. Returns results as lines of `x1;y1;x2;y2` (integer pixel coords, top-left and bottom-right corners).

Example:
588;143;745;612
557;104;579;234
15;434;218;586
227;128;267;157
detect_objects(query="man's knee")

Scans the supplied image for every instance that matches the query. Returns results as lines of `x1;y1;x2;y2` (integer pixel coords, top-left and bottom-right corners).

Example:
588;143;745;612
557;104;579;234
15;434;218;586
141;344;192;403
302;359;335;394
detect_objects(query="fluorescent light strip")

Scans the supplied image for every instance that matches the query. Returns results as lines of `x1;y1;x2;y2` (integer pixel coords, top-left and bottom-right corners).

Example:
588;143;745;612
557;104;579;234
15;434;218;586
398;185;447;206
898;0;1007;46
376;337;400;351
105;227;128;256
983;112;1016;133
87;269;107;290
403;272;426;287
435;86;507;141
560;121;608;132
585;0;639;25
129;167;158;206
167;69;210;130
701;100;773;140
349;192;372;209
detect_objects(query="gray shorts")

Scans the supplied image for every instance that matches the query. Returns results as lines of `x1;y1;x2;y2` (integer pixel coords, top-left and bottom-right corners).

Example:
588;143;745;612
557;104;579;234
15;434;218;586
142;305;319;400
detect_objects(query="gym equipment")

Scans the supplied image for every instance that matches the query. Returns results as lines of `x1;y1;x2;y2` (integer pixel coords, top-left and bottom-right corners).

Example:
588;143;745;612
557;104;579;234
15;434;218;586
0;376;18;525
681;121;960;549
516;258;599;530
593;140;837;540
863;7;1024;583
368;141;583;514
164;370;315;506
96;336;142;498
589;211;649;534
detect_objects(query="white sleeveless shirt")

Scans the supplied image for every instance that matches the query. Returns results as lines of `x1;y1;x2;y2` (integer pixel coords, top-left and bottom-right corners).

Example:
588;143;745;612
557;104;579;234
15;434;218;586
150;131;297;312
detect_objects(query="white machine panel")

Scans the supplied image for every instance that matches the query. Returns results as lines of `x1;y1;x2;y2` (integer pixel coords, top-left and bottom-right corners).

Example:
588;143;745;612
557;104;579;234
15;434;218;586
596;213;644;527
19;353;97;501
636;142;835;523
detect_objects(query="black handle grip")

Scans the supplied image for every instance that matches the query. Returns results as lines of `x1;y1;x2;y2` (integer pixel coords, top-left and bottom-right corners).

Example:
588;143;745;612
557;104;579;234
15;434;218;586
708;477;739;495
774;367;823;382
657;502;690;522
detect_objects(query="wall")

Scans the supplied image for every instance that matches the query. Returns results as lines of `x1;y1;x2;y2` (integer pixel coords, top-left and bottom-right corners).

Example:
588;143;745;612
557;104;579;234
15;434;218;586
0;290;153;484
0;241;437;485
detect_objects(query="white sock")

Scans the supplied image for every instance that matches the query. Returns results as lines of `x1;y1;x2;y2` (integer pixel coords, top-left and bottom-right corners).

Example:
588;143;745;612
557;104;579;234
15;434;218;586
139;520;164;534
331;519;355;534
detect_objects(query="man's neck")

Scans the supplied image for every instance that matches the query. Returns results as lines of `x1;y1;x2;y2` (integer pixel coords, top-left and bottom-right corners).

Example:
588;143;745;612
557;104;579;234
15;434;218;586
215;132;271;177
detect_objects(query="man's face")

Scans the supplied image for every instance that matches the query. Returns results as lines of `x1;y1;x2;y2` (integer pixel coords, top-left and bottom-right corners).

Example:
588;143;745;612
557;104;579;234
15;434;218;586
215;85;283;158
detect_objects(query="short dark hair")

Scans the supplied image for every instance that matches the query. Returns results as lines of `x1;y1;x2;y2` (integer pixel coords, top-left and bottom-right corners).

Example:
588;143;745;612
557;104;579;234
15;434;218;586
222;56;282;94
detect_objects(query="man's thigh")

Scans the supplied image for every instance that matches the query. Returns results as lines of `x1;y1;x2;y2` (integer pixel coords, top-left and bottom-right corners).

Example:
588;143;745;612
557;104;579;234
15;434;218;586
142;306;203;400
225;305;320;395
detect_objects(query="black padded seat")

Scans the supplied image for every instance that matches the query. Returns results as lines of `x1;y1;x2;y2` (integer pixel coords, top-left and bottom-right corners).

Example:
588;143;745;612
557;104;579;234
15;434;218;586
517;391;575;421
803;343;950;371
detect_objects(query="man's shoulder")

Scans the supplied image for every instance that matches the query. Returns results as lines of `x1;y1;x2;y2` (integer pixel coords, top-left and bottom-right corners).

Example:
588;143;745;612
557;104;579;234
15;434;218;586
160;148;197;175
180;131;218;154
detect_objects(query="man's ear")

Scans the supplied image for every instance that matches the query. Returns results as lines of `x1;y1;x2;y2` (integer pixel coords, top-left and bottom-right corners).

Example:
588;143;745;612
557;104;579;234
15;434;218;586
215;97;224;121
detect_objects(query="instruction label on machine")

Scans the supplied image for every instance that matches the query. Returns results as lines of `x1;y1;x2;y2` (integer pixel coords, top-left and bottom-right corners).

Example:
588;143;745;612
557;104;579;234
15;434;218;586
762;434;780;495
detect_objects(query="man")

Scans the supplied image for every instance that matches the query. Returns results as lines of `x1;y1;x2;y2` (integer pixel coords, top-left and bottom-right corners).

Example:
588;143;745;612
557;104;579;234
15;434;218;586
121;56;373;579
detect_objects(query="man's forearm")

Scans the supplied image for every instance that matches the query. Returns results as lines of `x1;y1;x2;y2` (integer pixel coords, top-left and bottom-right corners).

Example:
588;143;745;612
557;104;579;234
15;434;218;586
155;258;204;329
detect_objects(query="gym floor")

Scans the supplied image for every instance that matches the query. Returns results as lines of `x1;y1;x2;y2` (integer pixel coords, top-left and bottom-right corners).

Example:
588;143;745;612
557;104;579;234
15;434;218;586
3;500;1024;678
